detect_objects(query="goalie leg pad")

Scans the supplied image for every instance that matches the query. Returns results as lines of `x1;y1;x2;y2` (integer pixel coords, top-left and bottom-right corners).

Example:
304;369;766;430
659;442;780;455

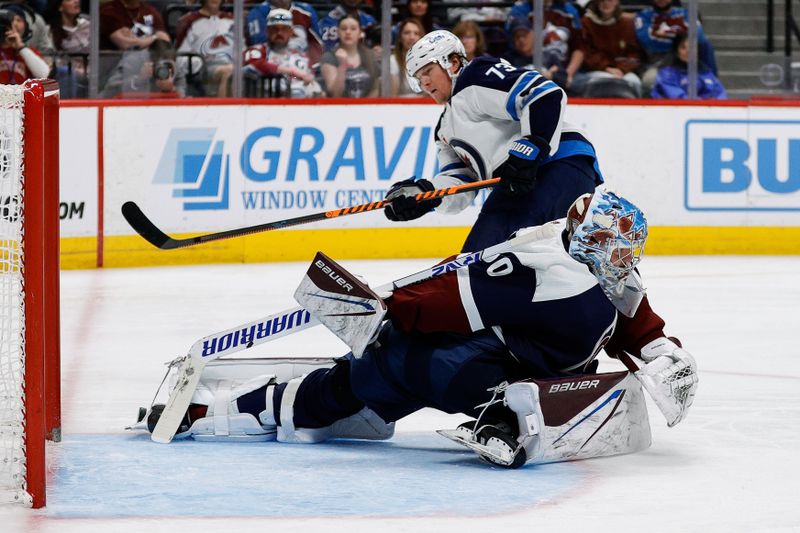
145;358;339;442
186;374;277;442
440;371;651;467
510;371;651;465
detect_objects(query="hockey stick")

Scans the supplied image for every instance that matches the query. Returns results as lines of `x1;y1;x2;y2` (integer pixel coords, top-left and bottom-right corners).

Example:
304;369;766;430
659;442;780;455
123;178;501;250
150;221;560;443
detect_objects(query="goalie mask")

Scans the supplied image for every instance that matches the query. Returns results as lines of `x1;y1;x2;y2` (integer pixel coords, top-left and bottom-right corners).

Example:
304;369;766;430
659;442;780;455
405;30;467;93
567;188;648;309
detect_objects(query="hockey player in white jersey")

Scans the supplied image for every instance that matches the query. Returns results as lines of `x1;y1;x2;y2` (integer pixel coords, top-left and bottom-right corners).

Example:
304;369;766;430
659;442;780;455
383;30;604;254
136;189;698;468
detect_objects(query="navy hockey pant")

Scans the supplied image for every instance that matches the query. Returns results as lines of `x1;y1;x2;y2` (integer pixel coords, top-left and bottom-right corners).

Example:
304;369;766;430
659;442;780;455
270;325;532;429
463;155;601;252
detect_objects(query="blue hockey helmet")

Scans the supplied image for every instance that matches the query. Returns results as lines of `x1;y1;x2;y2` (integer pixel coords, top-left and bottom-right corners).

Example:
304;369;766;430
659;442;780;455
567;188;648;296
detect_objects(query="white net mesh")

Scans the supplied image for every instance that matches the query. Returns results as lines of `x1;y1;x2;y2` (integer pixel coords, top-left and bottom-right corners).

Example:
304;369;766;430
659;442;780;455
0;85;29;506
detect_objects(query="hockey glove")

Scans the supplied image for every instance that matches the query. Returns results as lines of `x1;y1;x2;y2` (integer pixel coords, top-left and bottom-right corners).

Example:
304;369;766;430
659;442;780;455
495;136;549;195
383;177;442;221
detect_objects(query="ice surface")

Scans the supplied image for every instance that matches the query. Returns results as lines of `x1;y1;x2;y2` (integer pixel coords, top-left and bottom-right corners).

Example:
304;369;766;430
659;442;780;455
2;256;799;532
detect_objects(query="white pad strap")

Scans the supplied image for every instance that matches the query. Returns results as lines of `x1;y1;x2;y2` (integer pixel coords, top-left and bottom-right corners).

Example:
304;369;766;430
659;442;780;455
258;383;276;426
279;376;304;436
213;380;233;437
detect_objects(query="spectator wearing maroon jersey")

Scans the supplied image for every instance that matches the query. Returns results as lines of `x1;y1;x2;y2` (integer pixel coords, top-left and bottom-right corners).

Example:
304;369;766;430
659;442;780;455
175;0;235;97
0;5;49;84
581;0;643;97
99;0;169;51
3;1;54;60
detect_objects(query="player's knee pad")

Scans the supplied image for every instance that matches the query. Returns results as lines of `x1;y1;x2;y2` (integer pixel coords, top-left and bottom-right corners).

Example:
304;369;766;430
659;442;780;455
508;371;651;465
274;373;395;444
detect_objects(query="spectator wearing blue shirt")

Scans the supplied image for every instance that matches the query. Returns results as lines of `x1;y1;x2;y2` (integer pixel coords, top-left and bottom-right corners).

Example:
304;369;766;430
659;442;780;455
634;0;717;94
652;33;726;99
245;0;322;65
319;0;376;52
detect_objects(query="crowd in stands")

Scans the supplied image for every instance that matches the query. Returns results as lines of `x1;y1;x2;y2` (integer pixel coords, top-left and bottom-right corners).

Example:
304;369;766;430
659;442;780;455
0;0;725;100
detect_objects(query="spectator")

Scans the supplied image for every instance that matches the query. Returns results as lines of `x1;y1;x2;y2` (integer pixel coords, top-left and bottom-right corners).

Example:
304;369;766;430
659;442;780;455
175;0;235;97
389;17;424;97
506;1;587;96
452;20;485;62
444;0;508;25
245;0;322;66
0;4;49;83
243;7;322;97
319;0;375;52
2;1;54;59
101;38;186;98
503;17;533;68
99;0;170;51
581;0;643;97
46;0;89;98
505;14;588;96
651;32;726;100
320;14;378;98
634;0;717;94
394;0;440;35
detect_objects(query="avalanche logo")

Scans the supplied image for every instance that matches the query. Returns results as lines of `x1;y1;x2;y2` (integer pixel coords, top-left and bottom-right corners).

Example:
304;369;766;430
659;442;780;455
152;128;230;210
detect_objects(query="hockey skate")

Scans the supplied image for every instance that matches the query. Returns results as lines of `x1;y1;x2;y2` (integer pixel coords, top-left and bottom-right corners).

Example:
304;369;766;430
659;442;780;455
439;418;527;469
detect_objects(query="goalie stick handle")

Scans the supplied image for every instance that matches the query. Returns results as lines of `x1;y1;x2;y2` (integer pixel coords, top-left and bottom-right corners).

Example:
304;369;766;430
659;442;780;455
123;178;501;250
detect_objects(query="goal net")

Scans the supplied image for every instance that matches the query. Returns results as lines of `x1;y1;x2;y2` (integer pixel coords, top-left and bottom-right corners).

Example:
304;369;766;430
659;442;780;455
0;80;60;509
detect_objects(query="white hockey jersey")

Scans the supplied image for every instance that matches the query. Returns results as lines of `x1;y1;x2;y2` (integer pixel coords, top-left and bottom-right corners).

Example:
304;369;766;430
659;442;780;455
430;57;602;213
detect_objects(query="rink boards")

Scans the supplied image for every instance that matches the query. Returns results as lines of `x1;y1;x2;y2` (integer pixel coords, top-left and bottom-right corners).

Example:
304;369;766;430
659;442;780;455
57;98;800;269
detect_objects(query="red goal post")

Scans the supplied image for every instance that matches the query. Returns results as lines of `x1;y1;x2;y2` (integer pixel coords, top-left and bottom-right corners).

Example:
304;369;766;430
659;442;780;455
0;79;61;509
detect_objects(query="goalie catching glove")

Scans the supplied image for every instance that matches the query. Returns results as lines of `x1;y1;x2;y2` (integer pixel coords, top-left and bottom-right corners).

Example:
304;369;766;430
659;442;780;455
383;177;441;221
636;337;698;427
495;136;550;195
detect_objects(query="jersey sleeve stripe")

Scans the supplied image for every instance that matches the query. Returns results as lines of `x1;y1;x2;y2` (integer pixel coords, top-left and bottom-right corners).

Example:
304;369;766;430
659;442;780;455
457;267;485;332
521;81;561;109
505;71;540;120
440;162;468;172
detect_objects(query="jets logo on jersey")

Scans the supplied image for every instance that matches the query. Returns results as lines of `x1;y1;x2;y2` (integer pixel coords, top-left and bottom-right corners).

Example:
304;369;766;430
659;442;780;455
449;138;488;180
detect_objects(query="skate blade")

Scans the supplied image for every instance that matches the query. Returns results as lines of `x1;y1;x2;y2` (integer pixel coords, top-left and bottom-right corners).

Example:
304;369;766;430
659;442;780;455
436;429;516;466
